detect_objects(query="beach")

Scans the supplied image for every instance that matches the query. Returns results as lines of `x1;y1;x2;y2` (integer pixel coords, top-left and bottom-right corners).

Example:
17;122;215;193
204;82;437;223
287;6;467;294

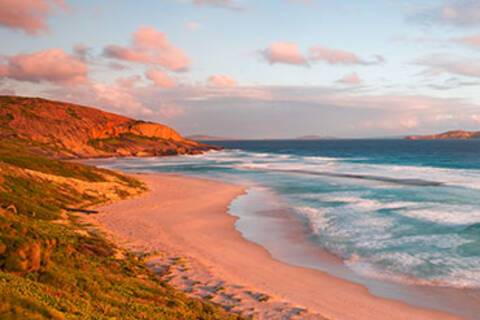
85;172;460;320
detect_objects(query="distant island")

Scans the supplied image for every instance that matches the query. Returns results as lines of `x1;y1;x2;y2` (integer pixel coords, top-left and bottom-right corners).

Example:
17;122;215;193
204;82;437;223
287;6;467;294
406;130;480;140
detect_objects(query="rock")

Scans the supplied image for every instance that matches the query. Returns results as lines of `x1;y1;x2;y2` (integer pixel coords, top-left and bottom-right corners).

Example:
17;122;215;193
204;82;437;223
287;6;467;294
5;205;17;214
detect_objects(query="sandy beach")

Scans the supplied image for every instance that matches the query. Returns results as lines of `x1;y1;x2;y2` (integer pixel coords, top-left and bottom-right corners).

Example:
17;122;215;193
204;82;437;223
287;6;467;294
85;173;460;320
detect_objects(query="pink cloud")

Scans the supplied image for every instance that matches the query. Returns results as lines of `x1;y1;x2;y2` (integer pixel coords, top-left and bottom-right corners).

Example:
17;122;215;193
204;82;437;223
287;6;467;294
146;68;177;88
185;21;201;31
103;26;190;72
455;34;480;48
0;0;66;35
0;48;88;85
73;43;91;61
108;62;129;71
262;43;382;67
417;54;480;78
337;72;362;85
409;1;480;27
0;64;7;77
92;82;152;116
262;42;308;66
207;74;237;87
158;104;185;119
115;75;142;89
309;46;382;65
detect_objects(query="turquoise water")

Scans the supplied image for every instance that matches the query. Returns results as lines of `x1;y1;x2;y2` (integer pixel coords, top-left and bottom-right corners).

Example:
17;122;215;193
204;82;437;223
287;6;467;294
95;140;480;291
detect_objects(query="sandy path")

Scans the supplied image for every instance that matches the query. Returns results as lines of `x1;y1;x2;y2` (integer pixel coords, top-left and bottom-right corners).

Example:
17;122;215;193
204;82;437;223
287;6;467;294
85;173;459;320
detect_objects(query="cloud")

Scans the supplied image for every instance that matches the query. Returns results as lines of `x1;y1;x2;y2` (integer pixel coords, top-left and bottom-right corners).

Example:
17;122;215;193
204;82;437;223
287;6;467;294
73;43;91;61
27;82;480;138
261;42;382;67
153;85;480;137
115;75;142;89
337;72;362;85
146;68;177;88
103;26;190;72
454;34;480;48
207;74;237;87
262;42;309;66
417;54;480;78
0;0;67;35
44;79;153;117
309;46;383;65
0;48;88;85
108;62;129;71
157;104;185;118
408;0;480;27
92;82;153;116
185;21;201;31
192;0;243;11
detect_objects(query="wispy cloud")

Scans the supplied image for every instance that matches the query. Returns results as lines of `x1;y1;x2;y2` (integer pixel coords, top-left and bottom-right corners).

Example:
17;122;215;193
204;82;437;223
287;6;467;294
261;42;309;66
337;72;362;85
191;0;244;11
261;42;383;67
309;46;384;65
454;34;480;48
185;21;201;31
416;54;480;78
146;68;177;88
407;0;480;27
207;74;237;87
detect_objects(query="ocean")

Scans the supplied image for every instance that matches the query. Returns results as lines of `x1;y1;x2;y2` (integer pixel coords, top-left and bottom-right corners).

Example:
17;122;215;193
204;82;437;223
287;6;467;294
92;139;480;318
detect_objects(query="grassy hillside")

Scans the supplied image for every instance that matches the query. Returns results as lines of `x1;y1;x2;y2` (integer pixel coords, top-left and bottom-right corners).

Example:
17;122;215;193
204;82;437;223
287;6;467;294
0;127;241;318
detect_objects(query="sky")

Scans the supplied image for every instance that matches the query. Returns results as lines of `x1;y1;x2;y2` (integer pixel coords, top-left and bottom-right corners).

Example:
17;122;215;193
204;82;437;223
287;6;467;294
0;0;480;138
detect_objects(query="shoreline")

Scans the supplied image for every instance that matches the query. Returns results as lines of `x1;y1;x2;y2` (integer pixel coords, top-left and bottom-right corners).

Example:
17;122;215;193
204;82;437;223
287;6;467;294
85;173;459;320
230;186;480;319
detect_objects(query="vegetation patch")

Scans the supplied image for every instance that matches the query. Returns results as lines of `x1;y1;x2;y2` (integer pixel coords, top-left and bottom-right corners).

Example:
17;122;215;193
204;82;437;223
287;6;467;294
0;136;241;319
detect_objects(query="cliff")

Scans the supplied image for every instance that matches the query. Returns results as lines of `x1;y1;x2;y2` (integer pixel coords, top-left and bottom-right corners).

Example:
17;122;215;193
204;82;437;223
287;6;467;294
406;130;480;140
0;96;215;158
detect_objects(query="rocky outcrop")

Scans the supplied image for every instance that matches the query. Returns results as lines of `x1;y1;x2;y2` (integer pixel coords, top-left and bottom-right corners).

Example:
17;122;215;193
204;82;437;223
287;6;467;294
0;96;216;158
90;121;184;141
406;130;480;140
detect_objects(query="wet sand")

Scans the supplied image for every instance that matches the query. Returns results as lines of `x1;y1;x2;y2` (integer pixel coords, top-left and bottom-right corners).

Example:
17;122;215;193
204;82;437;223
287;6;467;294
85;173;460;320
